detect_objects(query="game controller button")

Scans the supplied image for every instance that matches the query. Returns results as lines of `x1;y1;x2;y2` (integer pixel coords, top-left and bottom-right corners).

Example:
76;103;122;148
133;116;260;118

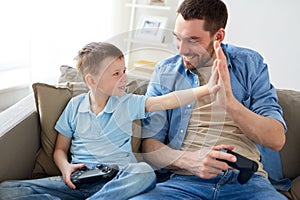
102;167;110;173
252;163;258;172
96;164;103;169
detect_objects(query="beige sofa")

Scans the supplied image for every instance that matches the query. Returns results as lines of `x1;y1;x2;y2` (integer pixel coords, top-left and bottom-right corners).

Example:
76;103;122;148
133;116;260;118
0;74;299;199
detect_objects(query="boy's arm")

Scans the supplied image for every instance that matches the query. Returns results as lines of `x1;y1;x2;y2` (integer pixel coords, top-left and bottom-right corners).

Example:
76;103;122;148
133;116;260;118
53;133;85;189
145;67;219;112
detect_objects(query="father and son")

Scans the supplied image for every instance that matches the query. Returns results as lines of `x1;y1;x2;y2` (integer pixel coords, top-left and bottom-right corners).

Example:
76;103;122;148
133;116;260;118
0;0;289;199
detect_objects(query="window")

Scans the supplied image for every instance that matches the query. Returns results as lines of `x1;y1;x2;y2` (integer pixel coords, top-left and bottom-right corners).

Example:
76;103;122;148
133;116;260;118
0;0;114;90
0;1;31;90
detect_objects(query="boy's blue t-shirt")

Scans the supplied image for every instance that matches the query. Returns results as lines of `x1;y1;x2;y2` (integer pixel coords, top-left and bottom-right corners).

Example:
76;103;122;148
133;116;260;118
55;92;147;169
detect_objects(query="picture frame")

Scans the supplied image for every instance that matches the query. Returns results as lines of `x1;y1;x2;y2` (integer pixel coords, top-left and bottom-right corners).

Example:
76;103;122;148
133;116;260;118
148;0;166;6
134;16;168;42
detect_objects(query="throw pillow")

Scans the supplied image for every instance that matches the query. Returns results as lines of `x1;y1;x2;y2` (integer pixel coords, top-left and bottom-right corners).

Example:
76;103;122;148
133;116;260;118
31;82;88;178
58;65;83;83
277;89;300;179
126;76;149;95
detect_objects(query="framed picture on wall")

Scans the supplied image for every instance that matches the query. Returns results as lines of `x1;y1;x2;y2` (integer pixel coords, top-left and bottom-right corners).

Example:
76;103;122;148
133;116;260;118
134;16;167;42
148;0;166;6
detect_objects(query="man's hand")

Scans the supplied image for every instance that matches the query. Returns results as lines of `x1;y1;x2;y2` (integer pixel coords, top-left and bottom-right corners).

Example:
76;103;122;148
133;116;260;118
213;41;236;109
177;145;236;179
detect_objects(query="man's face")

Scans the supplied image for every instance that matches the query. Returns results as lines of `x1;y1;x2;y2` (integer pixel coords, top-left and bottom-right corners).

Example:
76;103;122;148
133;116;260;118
174;14;215;69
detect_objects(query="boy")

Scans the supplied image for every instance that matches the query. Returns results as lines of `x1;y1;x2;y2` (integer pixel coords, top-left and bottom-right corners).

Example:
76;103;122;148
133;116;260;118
0;42;220;199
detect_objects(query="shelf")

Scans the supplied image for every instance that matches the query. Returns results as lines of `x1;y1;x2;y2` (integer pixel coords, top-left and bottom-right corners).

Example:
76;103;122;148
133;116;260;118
125;0;177;69
125;38;170;48
126;3;172;10
127;69;152;81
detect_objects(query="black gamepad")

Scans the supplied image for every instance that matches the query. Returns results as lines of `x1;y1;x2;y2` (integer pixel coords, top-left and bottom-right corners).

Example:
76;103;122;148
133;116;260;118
71;164;119;188
218;148;258;184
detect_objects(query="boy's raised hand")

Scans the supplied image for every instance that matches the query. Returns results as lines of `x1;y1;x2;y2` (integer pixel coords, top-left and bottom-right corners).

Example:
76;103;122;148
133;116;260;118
207;65;220;95
213;40;231;108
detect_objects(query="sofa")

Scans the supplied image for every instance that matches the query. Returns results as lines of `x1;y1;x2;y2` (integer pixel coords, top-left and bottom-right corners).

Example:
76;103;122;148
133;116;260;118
0;66;299;199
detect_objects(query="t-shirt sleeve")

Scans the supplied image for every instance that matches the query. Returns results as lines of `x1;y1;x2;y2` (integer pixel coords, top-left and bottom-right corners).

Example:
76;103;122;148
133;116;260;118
54;99;75;138
125;94;148;120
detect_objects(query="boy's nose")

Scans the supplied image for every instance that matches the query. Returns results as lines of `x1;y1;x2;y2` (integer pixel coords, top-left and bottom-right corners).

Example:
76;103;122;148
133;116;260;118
121;73;128;83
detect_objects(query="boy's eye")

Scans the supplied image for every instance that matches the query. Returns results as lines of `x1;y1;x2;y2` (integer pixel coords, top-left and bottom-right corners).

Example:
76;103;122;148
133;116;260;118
113;72;119;76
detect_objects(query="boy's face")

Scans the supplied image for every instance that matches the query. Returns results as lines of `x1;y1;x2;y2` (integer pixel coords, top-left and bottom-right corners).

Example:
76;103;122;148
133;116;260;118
174;14;216;69
94;56;128;96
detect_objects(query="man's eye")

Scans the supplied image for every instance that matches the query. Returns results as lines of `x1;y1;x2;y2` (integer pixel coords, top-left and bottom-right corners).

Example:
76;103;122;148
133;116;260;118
174;35;181;41
188;38;197;43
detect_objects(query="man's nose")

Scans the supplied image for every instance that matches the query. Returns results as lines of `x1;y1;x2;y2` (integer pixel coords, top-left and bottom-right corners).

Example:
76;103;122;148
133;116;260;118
177;40;190;55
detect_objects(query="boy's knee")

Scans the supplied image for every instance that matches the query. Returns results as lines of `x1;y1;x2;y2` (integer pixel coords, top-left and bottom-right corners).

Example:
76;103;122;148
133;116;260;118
0;180;16;188
126;162;154;174
124;162;156;185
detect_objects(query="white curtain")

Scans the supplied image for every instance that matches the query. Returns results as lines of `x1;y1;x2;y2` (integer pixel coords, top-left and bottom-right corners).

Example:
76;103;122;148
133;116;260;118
0;0;115;88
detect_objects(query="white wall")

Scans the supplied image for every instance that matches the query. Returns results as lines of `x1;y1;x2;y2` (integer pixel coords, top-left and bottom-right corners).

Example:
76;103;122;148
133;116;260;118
117;0;300;91
223;0;300;91
1;0;299;112
29;0;115;84
0;0;117;111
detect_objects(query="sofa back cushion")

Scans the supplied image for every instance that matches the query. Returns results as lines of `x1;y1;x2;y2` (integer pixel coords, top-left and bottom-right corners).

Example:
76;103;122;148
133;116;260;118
31;82;88;178
277;89;300;180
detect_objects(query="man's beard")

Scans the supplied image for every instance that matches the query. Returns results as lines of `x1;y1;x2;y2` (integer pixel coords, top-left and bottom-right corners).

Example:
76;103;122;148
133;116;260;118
183;50;214;69
182;42;215;69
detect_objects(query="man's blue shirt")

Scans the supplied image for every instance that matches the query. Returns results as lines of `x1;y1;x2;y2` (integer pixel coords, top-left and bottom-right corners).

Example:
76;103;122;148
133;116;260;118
142;43;291;190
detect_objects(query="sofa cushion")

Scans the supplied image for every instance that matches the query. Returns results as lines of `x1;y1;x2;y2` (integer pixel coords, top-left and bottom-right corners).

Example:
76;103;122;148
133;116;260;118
280;176;300;200
277;89;300;180
58;65;83;83
31;82;88;178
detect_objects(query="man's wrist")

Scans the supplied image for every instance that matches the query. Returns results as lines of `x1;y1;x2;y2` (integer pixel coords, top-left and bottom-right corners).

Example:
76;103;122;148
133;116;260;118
225;97;242;115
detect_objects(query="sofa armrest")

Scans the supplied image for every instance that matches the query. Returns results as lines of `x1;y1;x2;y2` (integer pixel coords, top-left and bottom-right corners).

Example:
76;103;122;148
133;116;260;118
0;94;40;182
277;89;300;180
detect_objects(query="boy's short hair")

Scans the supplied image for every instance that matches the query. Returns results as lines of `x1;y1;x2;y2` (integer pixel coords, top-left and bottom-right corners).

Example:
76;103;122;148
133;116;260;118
75;42;124;81
177;0;228;35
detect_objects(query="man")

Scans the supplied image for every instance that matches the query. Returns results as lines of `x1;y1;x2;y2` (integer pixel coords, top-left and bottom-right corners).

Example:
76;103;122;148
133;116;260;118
132;0;288;199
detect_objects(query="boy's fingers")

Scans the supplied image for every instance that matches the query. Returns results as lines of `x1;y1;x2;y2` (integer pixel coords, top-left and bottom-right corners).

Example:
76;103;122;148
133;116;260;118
214;40;226;61
213;40;220;51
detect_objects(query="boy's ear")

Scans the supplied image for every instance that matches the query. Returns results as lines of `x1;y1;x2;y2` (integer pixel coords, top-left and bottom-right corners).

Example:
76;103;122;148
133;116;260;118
85;74;96;88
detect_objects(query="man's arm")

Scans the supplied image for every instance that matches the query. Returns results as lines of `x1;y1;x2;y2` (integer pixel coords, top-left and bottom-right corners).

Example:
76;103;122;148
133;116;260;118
214;41;285;151
142;138;236;179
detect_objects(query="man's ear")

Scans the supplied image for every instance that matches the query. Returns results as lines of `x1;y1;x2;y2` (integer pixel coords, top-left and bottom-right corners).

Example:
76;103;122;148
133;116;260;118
215;28;225;42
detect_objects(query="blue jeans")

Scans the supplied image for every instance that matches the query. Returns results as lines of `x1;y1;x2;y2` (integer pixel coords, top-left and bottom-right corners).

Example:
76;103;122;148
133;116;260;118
130;170;287;200
0;162;156;200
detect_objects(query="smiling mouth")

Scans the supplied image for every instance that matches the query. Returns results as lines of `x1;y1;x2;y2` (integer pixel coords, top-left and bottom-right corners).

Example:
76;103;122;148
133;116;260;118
182;55;196;62
118;85;126;90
